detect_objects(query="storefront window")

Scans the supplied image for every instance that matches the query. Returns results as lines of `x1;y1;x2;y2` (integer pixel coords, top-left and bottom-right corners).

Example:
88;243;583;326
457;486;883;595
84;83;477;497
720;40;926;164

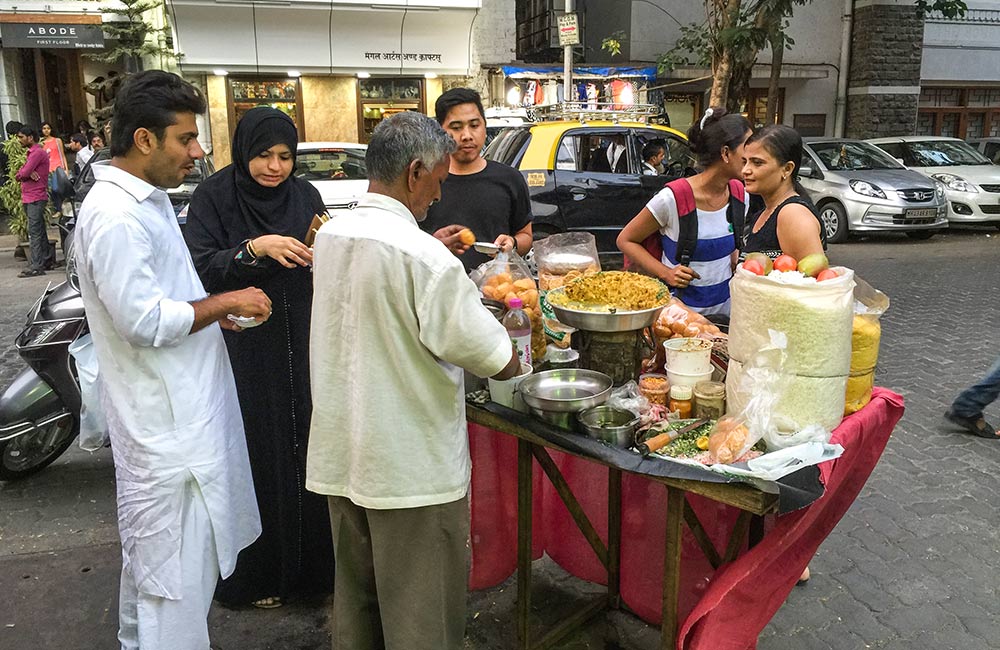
228;78;303;137
357;78;424;143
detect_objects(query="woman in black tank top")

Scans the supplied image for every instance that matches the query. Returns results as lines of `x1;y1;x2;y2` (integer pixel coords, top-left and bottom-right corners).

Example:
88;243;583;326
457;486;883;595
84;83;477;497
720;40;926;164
740;125;825;260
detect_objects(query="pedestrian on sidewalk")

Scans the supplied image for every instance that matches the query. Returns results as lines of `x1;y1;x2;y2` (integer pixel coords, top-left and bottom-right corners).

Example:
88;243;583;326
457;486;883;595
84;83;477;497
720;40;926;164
308;111;520;650
14;124;53;278
74;70;269;650
420;87;533;271
69;133;93;179
945;357;1000;438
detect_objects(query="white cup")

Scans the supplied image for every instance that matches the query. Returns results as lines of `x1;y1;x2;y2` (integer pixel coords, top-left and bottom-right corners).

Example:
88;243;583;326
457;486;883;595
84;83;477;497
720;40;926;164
488;363;533;413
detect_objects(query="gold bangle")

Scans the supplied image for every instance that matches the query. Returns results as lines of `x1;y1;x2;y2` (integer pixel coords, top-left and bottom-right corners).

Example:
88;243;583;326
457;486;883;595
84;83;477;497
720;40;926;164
247;239;258;258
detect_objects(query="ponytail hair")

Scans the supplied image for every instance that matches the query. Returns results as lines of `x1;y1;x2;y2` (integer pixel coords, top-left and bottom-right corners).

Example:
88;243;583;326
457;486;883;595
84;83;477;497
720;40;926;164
686;107;751;168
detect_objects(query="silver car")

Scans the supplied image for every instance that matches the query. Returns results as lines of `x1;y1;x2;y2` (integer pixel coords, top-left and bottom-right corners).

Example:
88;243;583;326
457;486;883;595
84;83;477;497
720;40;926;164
799;138;948;243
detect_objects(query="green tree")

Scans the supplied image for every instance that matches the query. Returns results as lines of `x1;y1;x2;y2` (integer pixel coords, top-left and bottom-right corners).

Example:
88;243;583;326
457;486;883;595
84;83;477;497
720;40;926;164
1;137;28;239
660;0;968;115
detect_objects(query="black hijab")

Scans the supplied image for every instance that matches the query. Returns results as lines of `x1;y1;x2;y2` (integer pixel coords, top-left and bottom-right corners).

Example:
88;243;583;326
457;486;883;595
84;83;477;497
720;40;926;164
225;106;319;237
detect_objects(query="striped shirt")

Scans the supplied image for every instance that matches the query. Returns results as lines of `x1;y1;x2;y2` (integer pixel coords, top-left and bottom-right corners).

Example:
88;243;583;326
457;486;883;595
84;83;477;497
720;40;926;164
646;187;743;317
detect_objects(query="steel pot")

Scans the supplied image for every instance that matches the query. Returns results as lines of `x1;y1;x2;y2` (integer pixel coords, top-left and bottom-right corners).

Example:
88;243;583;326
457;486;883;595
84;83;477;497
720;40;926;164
576;406;640;448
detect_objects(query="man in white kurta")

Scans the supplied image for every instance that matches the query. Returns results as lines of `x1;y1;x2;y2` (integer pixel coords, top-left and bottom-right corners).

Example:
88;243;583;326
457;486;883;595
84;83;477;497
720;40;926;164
74;71;268;650
308;112;519;650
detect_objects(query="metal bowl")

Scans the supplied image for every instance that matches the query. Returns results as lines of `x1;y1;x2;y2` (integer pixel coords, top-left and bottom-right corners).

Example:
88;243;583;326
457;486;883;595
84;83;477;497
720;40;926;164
481;298;506;320
549;302;666;332
577;406;640;448
517;368;613;414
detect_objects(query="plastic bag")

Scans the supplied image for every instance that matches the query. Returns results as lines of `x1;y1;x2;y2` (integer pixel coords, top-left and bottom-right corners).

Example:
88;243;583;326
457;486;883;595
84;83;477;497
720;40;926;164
532;233;601;348
649;297;727;374
471;252;546;363
712;330;788;462
728;264;855;432
68;334;108;452
845;277;889;415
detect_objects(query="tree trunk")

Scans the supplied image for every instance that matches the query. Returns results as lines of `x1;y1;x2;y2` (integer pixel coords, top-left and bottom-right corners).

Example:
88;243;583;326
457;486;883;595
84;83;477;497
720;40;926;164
765;30;784;125
708;0;743;109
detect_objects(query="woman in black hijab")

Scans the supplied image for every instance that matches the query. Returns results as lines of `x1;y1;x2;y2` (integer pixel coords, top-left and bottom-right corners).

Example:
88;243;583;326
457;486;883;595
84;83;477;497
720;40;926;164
185;107;333;608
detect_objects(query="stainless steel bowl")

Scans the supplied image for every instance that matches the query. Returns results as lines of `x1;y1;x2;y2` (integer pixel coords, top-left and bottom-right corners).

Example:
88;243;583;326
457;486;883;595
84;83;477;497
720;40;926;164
549;302;665;332
517;368;613;413
577;406;640;448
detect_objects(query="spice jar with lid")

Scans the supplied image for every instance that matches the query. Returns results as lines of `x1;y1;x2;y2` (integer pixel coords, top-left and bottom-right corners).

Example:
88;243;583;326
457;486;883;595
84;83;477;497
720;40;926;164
668;384;693;419
693;381;726;420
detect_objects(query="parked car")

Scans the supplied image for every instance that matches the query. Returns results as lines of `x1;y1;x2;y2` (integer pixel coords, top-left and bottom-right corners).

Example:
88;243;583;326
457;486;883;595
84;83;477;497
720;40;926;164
967;137;1000;164
798;138;948;242
485;119;692;265
485;106;533;149
866;136;1000;227
295;142;368;209
171;158;216;227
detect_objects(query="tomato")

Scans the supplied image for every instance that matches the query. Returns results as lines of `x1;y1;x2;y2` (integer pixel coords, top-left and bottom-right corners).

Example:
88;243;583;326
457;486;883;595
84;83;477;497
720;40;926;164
773;254;798;272
816;268;839;282
742;259;765;276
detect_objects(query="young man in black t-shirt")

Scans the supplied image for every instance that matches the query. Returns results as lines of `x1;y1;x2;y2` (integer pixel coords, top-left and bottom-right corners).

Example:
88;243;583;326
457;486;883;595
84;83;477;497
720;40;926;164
420;88;533;271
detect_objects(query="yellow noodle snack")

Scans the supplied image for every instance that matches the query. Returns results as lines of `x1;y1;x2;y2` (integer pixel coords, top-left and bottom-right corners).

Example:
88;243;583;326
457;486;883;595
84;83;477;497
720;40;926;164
547;271;670;312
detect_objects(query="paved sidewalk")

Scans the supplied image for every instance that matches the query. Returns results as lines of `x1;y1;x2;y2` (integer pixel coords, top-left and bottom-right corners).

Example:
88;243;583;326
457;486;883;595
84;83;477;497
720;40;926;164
1;227;999;649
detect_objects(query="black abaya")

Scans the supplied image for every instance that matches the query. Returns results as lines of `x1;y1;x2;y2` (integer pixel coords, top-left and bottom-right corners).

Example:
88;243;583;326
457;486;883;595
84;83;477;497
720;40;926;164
184;108;334;605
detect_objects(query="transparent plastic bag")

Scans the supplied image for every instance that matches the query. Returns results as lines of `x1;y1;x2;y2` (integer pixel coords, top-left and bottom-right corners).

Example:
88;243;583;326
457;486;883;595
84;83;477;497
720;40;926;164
532;233;601;348
607;380;666;429
68;334;109;452
471;252;546;362
845;277;889;415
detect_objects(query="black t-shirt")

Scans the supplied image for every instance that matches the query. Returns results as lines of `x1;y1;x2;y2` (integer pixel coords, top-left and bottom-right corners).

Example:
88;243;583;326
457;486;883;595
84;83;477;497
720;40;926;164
420;160;532;271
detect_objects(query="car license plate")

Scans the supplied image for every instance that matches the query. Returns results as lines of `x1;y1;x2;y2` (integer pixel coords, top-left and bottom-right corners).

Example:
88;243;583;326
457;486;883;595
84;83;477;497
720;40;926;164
906;208;936;219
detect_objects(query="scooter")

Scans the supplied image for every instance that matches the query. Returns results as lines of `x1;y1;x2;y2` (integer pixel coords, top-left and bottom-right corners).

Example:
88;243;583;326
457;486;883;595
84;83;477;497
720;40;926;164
0;233;85;480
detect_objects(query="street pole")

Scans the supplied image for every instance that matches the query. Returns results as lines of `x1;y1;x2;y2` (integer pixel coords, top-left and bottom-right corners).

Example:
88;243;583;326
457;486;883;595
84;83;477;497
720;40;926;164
563;0;573;104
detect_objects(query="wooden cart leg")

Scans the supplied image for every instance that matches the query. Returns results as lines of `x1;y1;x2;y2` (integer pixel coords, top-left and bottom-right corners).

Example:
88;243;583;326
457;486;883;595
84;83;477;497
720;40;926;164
661;487;685;649
517;439;533;650
608;467;622;610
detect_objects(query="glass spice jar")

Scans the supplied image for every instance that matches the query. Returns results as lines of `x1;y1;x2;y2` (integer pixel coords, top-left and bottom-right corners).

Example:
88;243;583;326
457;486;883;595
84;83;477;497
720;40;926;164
668;384;693;419
639;373;670;406
693;381;726;420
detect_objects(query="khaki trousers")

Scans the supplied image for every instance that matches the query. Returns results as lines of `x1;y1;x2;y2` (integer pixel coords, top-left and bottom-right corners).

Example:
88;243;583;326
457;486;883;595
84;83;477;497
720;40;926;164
327;495;470;650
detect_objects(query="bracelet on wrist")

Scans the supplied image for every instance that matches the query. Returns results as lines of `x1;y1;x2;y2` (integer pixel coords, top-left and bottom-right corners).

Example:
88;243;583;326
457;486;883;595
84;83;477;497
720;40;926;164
247;238;258;258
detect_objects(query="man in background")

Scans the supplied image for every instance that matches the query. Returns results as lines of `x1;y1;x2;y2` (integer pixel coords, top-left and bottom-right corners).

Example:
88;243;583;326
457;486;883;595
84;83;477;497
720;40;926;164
14;124;53;277
421;87;533;271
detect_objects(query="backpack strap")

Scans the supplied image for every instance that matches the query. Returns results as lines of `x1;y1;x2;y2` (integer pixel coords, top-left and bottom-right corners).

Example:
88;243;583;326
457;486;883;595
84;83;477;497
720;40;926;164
727;179;747;250
665;177;698;266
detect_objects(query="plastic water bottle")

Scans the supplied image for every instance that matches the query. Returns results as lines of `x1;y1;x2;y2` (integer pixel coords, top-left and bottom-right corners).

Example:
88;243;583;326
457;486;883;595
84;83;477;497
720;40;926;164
502;297;532;367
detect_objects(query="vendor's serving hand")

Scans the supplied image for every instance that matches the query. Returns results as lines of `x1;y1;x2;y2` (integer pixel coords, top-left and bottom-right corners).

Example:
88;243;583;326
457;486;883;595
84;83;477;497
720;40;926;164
251;235;313;268
665;264;700;289
221;287;272;330
433;224;472;256
493;234;516;254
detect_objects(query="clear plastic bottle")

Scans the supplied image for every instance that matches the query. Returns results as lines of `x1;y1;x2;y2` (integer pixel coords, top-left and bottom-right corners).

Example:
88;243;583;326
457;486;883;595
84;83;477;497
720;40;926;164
502;297;532;367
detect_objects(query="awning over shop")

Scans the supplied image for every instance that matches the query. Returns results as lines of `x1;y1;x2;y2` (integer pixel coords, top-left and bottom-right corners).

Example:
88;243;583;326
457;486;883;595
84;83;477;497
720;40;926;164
501;64;658;81
167;0;478;76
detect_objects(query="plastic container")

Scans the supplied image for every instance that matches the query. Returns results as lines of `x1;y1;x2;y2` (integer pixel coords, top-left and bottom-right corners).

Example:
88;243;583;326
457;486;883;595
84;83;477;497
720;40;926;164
666;367;713;389
693;381;726;420
544;344;580;370
488;363;533;413
502;297;533;367
638;373;670;406
663;338;714;374
668;384;693;419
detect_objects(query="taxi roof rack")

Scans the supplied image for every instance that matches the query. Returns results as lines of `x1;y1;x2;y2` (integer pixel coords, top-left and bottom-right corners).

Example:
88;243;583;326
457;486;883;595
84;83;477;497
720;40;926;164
532;101;662;124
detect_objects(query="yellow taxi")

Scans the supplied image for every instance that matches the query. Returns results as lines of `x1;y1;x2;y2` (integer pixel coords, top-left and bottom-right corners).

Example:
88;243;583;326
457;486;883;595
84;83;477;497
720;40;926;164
485;107;691;265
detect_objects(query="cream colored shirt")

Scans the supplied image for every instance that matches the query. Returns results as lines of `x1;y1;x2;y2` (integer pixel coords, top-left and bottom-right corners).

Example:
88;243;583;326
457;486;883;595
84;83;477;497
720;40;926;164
307;192;512;509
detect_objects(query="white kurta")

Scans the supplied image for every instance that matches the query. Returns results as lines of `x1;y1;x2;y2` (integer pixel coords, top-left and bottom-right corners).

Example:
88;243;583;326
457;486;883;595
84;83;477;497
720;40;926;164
76;163;261;600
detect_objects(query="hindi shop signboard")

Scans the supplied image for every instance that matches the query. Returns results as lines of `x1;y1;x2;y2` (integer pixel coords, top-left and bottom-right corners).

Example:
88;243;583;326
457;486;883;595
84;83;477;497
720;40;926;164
557;13;580;47
0;22;105;49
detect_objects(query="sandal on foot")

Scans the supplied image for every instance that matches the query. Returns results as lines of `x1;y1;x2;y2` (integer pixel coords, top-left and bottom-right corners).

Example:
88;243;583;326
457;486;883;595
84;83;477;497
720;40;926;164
251;596;283;609
944;411;999;439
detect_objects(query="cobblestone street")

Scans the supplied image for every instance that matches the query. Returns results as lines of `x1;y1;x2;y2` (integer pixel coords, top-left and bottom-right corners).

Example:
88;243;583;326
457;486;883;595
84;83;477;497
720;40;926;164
2;228;999;649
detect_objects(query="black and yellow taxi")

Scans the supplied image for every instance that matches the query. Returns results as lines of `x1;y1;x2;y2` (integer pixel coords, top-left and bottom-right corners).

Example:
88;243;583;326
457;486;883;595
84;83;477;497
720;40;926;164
484;106;692;265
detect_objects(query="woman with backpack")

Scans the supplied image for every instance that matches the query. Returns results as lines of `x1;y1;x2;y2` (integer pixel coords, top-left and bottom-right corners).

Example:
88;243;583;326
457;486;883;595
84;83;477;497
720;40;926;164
617;107;752;317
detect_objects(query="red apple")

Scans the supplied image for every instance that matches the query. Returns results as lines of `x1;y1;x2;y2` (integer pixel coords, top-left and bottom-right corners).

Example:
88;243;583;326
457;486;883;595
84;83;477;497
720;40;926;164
742;259;765;276
773;254;798;272
816;268;839;282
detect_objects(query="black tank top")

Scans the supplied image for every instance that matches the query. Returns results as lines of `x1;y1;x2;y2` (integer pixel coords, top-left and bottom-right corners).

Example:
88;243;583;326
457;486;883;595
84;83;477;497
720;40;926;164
741;196;824;259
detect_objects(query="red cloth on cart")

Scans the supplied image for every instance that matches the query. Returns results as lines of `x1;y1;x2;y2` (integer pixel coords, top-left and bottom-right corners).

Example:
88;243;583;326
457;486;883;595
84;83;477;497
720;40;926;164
677;387;904;649
467;387;904;646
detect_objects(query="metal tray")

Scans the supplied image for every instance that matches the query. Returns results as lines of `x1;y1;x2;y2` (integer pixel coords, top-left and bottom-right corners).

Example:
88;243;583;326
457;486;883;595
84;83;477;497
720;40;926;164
517;368;613;413
549;301;665;332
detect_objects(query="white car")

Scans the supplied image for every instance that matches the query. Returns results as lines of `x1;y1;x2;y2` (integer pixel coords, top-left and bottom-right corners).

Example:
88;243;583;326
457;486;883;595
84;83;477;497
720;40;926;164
296;142;368;209
866;136;1000;227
